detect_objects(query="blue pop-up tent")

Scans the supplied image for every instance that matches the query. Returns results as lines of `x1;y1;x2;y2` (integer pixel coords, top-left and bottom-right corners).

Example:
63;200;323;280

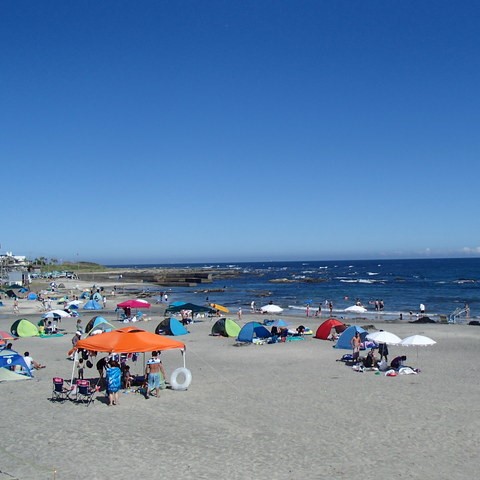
85;316;114;335
0;349;32;380
334;325;368;349
237;322;271;343
83;300;102;310
155;318;189;336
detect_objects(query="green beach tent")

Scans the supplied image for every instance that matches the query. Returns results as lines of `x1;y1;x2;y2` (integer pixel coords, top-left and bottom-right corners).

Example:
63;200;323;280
10;319;39;338
211;318;242;337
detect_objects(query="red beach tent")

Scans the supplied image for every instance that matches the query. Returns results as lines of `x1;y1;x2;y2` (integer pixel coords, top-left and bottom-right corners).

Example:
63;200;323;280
314;318;346;340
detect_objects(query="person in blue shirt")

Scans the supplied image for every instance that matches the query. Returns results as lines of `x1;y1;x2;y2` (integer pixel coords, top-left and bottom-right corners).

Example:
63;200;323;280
106;360;122;406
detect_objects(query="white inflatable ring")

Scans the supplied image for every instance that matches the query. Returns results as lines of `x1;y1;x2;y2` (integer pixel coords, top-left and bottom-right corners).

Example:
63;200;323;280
170;367;192;390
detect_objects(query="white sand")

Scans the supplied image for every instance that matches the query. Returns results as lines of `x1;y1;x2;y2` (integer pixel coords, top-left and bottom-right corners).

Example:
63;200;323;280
1;280;480;479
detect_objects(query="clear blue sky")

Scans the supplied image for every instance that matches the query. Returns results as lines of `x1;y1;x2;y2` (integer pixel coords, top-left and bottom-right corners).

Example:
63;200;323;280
1;1;479;264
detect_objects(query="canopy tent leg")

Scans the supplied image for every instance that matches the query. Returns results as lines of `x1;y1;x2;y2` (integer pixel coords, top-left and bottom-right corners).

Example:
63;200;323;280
70;350;78;386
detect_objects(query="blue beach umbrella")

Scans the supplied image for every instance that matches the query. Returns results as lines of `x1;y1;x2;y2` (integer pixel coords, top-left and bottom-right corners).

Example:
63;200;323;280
272;319;289;327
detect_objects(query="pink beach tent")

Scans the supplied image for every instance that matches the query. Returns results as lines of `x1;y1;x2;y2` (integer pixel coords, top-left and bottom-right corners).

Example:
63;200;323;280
116;299;151;309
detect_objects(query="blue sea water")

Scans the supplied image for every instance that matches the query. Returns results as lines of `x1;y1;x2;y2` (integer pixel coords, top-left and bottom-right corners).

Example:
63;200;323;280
110;258;480;320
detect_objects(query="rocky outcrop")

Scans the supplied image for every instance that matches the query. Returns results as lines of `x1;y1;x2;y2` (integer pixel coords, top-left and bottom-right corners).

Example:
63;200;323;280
79;268;242;287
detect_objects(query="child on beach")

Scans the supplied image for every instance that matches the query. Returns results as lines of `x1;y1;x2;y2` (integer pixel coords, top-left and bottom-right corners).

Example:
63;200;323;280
77;358;84;380
123;365;134;389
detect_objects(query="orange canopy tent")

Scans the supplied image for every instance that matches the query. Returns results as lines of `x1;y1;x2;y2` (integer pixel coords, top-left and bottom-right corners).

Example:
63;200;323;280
69;327;186;385
71;326;185;354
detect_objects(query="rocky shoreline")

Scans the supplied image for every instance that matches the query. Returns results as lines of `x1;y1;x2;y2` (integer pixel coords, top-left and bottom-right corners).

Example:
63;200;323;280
77;267;243;287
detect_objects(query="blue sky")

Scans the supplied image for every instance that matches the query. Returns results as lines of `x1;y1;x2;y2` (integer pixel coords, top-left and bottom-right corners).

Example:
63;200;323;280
1;1;479;265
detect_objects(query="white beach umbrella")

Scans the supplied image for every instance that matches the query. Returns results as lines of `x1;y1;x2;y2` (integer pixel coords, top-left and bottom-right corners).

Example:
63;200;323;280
67;300;82;307
400;335;436;347
345;305;367;313
43;309;71;318
400;334;436;363
366;331;402;345
261;304;284;314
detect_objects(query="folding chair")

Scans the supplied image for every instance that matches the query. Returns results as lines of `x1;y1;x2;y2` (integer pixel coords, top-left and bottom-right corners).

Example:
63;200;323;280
50;377;72;403
75;379;96;406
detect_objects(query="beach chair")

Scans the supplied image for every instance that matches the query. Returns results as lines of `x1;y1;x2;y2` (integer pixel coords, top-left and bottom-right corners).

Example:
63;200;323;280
75;379;96;406
51;377;72;403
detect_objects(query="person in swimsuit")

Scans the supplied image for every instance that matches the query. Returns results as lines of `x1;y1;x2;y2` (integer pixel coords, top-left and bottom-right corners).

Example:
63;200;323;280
351;332;361;364
145;351;167;399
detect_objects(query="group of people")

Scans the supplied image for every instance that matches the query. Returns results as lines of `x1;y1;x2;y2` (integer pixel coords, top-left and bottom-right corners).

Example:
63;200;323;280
359;350;409;371
269;325;306;343
349;333;409;371
91;350;168;405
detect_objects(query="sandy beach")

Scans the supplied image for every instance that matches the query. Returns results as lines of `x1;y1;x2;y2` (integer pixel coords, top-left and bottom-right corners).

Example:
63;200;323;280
1;279;480;480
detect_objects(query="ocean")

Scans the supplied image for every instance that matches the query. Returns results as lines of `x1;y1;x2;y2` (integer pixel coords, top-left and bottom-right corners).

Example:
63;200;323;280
110;258;480;321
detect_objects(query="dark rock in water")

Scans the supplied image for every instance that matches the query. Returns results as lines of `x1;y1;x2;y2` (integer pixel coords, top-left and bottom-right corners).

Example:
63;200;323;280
468;320;480;326
409;316;436;324
194;288;225;293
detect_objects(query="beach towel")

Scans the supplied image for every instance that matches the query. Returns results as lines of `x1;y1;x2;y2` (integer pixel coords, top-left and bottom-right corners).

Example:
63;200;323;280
398;367;418;375
106;367;122;393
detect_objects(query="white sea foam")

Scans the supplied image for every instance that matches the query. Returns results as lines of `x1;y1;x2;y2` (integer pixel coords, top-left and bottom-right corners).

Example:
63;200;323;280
339;278;381;284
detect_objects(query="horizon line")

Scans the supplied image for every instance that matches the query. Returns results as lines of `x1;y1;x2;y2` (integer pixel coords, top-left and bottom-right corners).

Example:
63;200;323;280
104;256;480;267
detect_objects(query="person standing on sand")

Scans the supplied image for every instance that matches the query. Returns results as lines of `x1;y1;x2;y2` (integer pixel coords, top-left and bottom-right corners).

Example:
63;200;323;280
237;307;242;320
13;298;19;314
106;360;122;406
96;356;108;386
329;301;333;315
351;332;361;364
145;351;166;399
378;342;389;363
